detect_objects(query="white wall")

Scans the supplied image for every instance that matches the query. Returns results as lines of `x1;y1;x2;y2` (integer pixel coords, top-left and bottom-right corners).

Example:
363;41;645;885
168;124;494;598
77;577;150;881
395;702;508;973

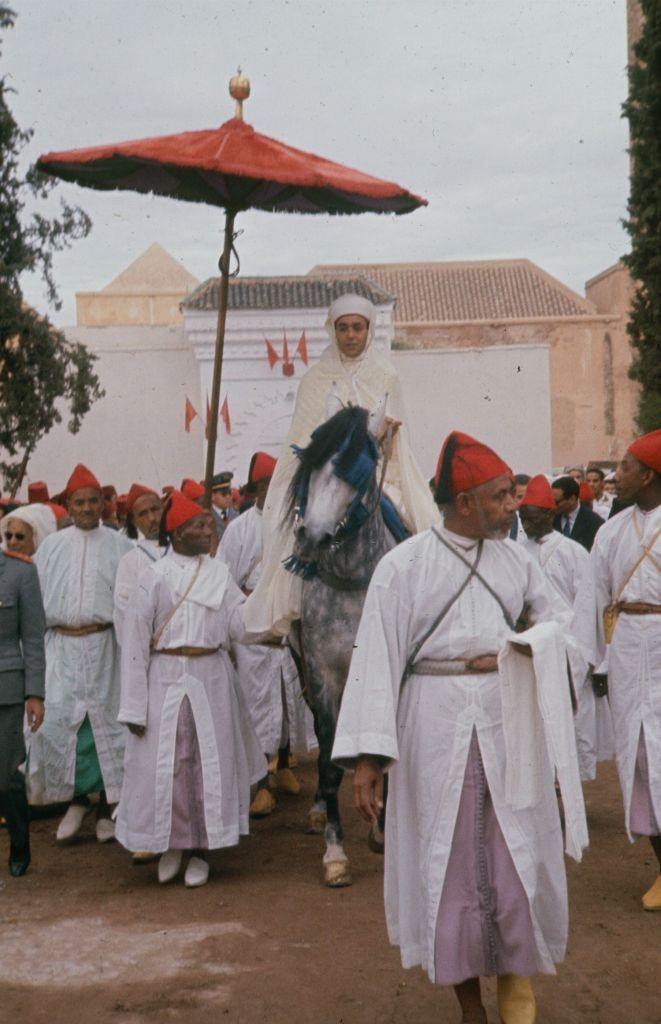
392;344;552;478
25;325;202;497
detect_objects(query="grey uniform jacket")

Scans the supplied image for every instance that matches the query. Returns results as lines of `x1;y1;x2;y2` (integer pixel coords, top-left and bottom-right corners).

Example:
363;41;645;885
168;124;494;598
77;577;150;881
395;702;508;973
0;551;46;705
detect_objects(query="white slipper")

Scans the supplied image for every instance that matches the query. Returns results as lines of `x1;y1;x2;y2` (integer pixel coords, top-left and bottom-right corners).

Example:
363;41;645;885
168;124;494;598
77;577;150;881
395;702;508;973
95;818;116;843
158;849;183;884
56;803;92;843
184;856;209;888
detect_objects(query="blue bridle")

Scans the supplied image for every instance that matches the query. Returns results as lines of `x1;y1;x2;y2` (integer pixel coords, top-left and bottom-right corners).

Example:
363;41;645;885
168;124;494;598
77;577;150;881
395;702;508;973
284;430;380;579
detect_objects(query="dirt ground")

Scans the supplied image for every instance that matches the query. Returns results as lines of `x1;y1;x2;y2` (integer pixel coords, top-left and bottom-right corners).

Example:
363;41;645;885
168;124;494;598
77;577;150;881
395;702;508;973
0;757;659;1024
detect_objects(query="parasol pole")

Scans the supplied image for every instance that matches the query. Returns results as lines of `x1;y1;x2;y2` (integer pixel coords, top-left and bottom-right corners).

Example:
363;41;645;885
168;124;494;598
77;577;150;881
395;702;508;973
203;69;251;507
203;207;236;507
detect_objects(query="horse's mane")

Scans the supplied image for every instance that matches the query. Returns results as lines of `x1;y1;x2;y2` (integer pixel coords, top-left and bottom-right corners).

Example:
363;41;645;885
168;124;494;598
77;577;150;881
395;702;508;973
286;405;370;520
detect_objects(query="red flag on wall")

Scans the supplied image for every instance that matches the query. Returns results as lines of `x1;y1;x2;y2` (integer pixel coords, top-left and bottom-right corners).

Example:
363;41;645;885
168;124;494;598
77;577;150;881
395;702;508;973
296;330;309;366
184;397;198;432
265;339;280;369
282;333;294;377
220;395;231;434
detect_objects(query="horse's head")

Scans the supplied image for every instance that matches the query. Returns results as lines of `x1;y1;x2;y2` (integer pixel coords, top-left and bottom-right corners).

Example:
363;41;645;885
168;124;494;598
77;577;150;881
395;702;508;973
285;397;386;572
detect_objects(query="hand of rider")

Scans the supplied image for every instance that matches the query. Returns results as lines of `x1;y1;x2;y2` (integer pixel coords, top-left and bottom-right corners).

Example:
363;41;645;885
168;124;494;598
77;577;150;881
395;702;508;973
353;756;384;825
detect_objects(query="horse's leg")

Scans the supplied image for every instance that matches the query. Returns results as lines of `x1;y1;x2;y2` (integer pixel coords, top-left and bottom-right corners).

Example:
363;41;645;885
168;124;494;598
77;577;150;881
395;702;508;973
313;705;351;888
292;621;327;833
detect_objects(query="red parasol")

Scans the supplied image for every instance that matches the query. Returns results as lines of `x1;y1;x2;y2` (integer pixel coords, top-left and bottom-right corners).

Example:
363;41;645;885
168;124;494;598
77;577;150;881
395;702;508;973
37;71;427;500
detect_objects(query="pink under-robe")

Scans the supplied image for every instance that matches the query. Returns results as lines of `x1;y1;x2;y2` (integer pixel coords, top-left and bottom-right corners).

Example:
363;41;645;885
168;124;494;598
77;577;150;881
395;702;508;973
434;731;539;985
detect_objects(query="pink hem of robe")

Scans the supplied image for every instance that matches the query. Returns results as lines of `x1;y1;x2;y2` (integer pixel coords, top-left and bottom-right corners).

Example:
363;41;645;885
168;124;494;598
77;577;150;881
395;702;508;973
434;731;540;986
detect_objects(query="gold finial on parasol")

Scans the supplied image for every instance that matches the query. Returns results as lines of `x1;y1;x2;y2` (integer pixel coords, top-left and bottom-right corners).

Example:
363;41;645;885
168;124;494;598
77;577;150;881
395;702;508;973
229;68;250;120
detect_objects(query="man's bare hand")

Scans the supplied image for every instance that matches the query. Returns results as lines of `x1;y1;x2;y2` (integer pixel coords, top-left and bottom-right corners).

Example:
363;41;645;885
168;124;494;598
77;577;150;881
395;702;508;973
353;756;384;825
127;723;146;737
25;697;44;733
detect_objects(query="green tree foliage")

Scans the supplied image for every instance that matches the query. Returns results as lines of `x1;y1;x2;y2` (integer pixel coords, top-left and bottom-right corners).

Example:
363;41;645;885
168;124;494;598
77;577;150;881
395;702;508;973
622;1;661;432
0;6;103;491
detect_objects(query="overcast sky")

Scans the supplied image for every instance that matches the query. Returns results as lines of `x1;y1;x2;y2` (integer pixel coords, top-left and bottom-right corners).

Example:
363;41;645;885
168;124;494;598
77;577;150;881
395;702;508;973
5;0;630;325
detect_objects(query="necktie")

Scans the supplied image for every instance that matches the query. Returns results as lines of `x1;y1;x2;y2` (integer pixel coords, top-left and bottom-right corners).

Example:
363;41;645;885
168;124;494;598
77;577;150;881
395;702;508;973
563;517;572;537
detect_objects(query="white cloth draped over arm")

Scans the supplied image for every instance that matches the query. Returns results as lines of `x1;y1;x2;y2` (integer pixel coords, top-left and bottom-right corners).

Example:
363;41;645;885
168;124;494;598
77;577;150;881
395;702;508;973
498;621;588;862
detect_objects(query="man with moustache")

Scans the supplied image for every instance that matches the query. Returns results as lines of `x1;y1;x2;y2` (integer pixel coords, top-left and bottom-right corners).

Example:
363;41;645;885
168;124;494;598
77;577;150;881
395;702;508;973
113;484;164;644
333;431;586;1024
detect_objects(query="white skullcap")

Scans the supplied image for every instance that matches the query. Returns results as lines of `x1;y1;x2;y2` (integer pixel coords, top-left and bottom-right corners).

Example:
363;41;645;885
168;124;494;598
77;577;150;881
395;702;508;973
1;503;57;551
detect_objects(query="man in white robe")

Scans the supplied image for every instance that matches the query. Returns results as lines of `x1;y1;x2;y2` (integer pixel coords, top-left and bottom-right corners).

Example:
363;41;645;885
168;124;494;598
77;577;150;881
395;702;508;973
218;452;314;818
519;474;614;780
116;491;263;887
29;463;132;844
333;431;587;1024
113;484;164;644
574;430;661;911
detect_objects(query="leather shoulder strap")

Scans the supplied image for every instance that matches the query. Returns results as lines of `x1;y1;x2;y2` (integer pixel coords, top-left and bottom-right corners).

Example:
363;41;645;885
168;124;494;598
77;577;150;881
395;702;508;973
432;527;516;631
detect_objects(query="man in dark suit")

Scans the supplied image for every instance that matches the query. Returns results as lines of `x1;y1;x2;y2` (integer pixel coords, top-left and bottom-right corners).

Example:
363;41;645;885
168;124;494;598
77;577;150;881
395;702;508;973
552;475;604;552
0;548;46;876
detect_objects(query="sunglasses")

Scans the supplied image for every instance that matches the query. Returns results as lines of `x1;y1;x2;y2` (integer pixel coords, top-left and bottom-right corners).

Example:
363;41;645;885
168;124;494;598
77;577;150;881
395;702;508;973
5;531;26;541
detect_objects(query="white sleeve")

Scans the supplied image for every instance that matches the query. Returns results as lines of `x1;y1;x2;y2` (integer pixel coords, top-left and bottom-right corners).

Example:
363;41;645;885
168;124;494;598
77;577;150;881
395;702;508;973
113;552;134;644
118;569;157;727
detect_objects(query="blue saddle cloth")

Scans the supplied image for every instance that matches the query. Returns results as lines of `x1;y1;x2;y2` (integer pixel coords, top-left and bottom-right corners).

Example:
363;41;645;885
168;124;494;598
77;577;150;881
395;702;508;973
380;494;410;543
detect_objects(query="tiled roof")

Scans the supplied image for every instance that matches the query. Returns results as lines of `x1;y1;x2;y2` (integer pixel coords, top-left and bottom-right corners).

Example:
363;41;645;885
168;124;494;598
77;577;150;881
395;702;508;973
309;259;596;322
182;275;394;312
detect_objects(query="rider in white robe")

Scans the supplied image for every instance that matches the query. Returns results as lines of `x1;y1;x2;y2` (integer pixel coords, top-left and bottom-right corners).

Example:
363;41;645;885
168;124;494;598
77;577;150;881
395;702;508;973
243;293;438;637
573;430;661;909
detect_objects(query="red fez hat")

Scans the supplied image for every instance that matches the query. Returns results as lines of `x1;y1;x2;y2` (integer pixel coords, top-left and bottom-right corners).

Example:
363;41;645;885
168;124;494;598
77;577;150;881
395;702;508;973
126;483;158;513
579;481;594;503
28;481;49;503
247;451;277;490
181;478;205;501
116;493;128;518
521;474;556;510
65;463;101;499
434;431;511;501
47;502;68;521
628;429;661;474
165;490;207;532
102;484;117;500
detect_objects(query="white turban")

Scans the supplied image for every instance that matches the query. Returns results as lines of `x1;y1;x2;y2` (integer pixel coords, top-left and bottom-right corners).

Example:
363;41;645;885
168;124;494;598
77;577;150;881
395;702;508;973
325;293;376;367
1;503;57;552
326;293;375;325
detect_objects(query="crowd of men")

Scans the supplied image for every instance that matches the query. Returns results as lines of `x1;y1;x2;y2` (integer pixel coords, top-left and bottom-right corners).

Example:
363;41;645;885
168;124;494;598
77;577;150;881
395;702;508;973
0;427;658;1023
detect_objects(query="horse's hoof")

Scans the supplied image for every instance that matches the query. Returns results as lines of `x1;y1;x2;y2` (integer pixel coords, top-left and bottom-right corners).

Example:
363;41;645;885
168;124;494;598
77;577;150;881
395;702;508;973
324;860;353;888
306;810;327;834
367;825;385;855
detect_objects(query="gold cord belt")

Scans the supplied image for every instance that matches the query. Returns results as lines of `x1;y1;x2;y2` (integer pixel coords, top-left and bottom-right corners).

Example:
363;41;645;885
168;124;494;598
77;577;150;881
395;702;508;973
411;654;499;677
153;645;221;657
55;623;113;637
